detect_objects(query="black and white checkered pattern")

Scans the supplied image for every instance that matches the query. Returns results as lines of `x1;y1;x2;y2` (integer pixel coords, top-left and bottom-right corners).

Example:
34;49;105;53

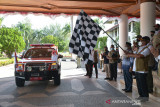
69;10;102;64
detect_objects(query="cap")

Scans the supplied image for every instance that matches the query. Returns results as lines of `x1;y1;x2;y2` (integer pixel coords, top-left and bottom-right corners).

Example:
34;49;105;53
141;36;150;41
126;42;131;47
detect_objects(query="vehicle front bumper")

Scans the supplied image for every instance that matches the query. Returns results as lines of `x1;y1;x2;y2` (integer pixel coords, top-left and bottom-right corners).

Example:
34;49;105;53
15;70;59;81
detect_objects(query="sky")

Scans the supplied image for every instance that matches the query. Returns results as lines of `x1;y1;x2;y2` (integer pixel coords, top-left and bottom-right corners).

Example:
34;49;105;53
0;13;113;32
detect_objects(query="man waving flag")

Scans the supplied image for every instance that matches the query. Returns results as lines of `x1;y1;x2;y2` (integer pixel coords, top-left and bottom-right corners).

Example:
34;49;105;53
69;10;102;64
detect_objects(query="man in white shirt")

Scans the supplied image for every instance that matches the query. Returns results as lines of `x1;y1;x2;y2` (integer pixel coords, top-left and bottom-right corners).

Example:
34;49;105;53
126;36;150;102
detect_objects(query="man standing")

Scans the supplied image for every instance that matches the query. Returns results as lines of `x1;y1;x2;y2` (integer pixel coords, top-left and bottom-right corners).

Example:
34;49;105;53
146;35;155;93
107;45;119;81
127;36;150;102
122;42;133;92
102;46;110;80
152;24;160;49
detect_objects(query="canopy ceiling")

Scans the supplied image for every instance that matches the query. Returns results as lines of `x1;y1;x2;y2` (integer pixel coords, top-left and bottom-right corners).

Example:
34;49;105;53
0;0;160;17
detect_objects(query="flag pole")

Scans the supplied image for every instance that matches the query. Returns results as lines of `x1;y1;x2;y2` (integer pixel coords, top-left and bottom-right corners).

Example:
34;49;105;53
102;29;125;52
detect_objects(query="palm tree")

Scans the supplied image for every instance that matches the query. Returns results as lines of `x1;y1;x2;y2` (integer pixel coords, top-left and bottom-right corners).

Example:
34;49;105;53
16;20;34;50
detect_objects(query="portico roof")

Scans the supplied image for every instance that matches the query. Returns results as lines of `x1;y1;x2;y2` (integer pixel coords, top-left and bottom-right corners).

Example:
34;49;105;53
0;0;160;17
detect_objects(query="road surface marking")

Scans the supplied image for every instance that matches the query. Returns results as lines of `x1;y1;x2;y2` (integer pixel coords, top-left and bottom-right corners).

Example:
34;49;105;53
51;92;78;96
71;79;84;92
82;91;106;95
91;79;105;90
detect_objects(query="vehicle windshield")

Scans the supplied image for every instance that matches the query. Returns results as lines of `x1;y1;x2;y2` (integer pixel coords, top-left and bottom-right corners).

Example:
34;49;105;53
24;48;55;58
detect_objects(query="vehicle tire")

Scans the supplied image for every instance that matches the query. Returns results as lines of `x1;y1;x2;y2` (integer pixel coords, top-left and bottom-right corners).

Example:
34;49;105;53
54;74;61;85
15;77;25;87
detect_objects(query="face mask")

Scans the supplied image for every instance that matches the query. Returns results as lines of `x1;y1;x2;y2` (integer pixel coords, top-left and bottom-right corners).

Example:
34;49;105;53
138;42;142;46
110;48;114;51
151;34;154;37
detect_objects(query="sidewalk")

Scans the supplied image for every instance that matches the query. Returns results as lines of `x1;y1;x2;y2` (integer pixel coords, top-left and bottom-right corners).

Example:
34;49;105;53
0;64;14;78
98;68;160;107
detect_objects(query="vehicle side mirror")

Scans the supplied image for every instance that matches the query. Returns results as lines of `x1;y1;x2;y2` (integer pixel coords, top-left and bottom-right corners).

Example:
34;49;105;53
58;54;63;58
18;55;23;59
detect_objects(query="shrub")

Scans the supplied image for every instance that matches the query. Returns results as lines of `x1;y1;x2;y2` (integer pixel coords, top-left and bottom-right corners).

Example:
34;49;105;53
0;59;14;67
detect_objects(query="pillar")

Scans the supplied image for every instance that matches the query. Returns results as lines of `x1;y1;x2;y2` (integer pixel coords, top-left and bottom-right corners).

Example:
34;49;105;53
119;14;128;56
140;0;156;37
107;32;113;51
71;15;74;36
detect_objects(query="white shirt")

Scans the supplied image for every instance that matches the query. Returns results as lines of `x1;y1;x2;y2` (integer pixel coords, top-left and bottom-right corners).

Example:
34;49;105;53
133;45;150;73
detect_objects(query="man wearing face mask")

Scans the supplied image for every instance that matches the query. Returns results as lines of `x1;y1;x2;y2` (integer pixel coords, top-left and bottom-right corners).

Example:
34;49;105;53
152;24;160;49
122;42;133;92
135;35;142;48
107;45;119;81
126;36;150;102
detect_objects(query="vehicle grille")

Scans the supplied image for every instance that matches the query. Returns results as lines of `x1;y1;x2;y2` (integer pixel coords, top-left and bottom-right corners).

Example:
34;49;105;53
25;63;51;72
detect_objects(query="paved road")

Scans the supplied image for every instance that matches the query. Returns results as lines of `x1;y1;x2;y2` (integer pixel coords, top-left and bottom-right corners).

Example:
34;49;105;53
0;61;140;107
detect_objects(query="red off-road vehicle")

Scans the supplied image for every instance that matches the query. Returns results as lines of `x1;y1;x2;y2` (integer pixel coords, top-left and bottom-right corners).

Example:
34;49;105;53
14;44;62;87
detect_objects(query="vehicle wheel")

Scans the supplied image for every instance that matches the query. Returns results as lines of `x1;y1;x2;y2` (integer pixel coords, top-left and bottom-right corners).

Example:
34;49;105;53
54;74;61;85
15;77;25;87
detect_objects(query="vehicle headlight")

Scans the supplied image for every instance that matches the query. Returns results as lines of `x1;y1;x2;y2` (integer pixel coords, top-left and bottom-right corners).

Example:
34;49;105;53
51;63;57;69
16;64;24;72
39;66;45;71
27;66;32;72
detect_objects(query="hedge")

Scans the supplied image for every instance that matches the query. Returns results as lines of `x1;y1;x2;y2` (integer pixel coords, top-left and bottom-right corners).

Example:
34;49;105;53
0;59;14;67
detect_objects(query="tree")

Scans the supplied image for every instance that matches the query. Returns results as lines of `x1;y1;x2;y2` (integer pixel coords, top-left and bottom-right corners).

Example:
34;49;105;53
41;35;59;46
41;35;66;52
95;36;107;51
0;27;25;58
41;24;71;52
94;18;105;29
16;19;36;50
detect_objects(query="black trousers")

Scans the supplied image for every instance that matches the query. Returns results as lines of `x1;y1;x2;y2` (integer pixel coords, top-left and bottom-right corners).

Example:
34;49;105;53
135;72;149;98
93;62;98;75
86;63;93;77
109;62;117;80
147;66;153;92
85;64;89;75
123;70;133;91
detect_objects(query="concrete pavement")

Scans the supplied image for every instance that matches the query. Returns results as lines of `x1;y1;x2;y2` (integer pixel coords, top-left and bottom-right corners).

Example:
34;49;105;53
0;61;154;107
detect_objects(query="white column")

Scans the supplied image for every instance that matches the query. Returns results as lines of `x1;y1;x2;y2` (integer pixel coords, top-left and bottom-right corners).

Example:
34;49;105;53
140;1;156;37
107;32;112;51
70;15;74;57
119;14;128;56
71;15;74;36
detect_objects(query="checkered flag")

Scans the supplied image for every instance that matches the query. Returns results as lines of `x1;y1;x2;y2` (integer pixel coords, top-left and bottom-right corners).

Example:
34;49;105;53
69;10;102;64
